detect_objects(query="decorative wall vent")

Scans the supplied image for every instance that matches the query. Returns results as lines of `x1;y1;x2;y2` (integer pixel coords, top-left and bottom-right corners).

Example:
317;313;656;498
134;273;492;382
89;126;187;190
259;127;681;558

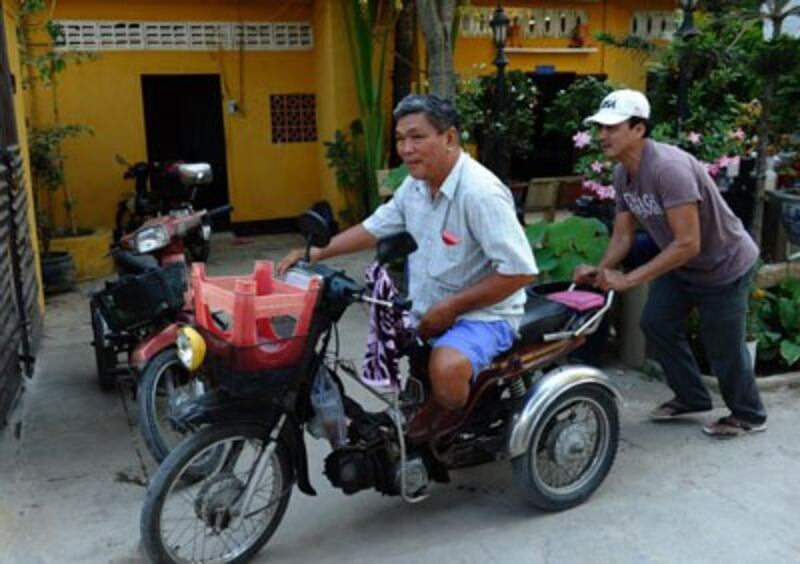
630;11;677;40
270;94;317;144
53;20;314;51
459;8;589;40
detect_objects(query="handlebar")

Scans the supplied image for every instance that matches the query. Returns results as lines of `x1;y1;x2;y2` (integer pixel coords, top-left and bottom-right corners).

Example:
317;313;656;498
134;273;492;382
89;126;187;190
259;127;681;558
206;204;232;221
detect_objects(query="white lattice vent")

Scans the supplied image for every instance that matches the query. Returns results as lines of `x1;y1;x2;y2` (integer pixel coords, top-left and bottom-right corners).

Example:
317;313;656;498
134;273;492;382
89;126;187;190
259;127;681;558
631;11;678;40
54;20;313;51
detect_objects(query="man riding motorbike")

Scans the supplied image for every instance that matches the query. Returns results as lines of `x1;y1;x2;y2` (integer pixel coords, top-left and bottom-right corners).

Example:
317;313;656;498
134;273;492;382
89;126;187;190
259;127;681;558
278;94;538;434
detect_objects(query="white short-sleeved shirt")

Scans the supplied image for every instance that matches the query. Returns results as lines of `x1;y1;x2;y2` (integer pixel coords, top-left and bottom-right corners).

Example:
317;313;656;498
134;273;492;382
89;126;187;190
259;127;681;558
363;151;538;328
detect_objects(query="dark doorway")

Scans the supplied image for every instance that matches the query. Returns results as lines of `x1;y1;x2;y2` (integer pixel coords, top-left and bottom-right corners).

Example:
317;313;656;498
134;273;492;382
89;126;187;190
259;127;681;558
511;72;607;181
141;74;230;226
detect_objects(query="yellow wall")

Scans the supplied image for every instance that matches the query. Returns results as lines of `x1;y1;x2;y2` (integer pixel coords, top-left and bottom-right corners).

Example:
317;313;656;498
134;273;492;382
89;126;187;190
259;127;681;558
28;0;673;230
32;0;331;229
453;0;675;88
3;0;44;311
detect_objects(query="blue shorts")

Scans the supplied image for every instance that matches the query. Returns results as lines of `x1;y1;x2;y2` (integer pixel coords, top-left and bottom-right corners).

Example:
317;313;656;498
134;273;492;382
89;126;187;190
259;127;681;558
433;319;516;377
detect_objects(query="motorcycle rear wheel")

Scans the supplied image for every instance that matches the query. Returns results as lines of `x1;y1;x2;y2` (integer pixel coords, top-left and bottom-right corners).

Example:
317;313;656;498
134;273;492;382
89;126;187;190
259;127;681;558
511;385;618;511
90;298;117;391
140;423;293;564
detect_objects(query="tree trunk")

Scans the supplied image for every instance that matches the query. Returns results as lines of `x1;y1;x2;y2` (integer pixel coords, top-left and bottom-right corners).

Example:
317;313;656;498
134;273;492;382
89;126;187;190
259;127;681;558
390;0;418;165
751;4;786;246
417;0;457;99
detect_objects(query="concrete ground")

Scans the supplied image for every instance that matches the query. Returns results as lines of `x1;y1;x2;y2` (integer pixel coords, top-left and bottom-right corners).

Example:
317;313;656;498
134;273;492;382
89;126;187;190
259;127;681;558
1;232;799;564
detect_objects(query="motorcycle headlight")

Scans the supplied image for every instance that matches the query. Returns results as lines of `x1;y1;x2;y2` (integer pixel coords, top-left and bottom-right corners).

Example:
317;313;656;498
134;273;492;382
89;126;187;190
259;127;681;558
135;225;170;254
177;326;206;371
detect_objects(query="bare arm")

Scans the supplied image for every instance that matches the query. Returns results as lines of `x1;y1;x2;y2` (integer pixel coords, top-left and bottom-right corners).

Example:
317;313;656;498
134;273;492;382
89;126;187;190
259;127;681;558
598;211;637;270
418;272;535;339
574;211;636;283
597;203;701;291
276;223;377;274
622;203;700;286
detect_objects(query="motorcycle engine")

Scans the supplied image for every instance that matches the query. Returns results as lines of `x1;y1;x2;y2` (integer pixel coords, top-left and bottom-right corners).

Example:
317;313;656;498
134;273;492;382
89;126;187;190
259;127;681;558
324;446;397;495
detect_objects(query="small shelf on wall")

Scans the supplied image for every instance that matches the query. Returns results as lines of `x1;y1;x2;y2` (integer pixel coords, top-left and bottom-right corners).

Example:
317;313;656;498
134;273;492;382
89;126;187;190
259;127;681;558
505;47;599;54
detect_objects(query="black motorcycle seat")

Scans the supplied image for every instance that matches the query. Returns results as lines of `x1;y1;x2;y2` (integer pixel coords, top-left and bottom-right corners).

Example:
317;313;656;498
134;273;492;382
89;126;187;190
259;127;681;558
112;247;158;275
517;290;572;344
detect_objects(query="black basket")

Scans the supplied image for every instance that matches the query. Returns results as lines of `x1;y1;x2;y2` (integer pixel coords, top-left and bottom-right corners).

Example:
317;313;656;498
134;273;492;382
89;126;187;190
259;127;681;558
96;262;187;332
197;326;303;398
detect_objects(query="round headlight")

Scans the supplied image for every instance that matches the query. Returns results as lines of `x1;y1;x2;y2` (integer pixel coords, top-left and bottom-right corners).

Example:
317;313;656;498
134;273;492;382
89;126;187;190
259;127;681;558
177;326;206;371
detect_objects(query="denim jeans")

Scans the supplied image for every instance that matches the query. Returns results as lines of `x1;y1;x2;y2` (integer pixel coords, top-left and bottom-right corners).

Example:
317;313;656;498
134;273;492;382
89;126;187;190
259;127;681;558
640;270;767;424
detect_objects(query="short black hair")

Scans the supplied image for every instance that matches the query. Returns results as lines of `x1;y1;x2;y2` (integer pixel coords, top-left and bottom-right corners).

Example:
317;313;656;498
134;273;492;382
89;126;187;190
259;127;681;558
393;94;461;134
627;117;652;138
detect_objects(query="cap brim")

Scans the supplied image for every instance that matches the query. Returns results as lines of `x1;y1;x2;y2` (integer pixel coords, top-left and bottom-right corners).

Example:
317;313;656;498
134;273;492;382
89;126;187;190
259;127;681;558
583;110;631;126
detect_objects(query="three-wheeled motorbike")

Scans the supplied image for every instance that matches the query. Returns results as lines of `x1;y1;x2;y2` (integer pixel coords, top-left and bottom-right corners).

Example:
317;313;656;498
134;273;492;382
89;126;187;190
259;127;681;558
138;210;622;564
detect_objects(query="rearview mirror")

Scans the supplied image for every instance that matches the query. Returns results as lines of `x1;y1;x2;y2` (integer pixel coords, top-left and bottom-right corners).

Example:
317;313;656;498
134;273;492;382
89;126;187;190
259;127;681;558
297;209;332;256
376;232;417;264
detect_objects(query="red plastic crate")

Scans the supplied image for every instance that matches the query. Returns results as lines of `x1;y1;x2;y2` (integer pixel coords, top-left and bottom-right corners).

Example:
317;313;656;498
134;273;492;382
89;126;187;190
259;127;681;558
191;260;321;371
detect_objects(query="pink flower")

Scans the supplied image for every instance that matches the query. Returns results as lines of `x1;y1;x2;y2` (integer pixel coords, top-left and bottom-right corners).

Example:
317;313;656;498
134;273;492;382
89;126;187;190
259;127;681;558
687;131;702;145
732;128;746;142
591;160;605;173
572;131;591;149
708;163;721;177
717;155;732;168
596;185;616;200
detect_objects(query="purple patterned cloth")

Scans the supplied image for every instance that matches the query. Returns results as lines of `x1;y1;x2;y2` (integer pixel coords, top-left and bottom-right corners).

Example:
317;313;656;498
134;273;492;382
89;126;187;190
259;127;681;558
362;262;413;389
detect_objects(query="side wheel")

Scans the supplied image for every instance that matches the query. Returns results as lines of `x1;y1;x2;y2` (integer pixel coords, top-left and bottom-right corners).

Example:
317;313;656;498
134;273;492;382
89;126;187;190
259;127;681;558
140;423;293;564
512;385;619;511
137;348;207;465
90;298;117;392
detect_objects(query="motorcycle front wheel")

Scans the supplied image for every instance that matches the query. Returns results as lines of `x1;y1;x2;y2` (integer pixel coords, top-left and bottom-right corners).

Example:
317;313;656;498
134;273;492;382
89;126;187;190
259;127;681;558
511;385;619;511
140;423;293;564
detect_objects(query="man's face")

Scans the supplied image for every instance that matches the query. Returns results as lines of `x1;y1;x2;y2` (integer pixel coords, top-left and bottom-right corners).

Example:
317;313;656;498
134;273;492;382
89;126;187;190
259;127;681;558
597;121;644;160
395;113;455;181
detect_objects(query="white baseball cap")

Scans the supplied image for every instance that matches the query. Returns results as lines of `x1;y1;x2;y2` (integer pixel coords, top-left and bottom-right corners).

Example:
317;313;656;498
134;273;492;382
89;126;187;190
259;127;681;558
583;89;651;126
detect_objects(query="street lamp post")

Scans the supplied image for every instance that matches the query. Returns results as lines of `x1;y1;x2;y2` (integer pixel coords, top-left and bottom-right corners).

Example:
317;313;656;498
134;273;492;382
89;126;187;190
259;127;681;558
490;3;510;184
676;0;699;132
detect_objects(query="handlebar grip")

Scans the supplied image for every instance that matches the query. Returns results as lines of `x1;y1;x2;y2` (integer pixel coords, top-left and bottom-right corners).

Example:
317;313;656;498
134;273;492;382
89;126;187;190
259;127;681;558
392;297;413;311
207;204;233;220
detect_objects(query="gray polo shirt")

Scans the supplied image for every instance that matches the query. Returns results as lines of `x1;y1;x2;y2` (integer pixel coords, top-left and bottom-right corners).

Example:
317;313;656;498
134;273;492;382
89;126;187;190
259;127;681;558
363;151;538;328
614;140;758;286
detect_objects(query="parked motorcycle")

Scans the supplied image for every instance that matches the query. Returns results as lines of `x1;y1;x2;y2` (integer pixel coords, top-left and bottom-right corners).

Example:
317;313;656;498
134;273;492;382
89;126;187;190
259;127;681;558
139;210;621;564
113;156;215;262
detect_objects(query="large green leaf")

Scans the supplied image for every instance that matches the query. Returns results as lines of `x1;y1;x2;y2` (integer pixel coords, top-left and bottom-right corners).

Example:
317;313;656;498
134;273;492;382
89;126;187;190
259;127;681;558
777;297;800;331
780;340;800;367
550;254;585;281
546;216;608;255
526;222;547;247
780;276;800;301
534;247;558;273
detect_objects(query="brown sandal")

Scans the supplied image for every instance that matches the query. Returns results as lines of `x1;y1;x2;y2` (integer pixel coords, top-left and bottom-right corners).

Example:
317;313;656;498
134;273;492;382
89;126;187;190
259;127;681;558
702;415;767;439
649;398;712;421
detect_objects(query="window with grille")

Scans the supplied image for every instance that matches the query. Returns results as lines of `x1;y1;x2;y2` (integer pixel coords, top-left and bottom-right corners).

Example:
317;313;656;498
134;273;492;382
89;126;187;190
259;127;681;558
630;11;677;40
54;20;313;51
270;94;317;144
459;8;589;40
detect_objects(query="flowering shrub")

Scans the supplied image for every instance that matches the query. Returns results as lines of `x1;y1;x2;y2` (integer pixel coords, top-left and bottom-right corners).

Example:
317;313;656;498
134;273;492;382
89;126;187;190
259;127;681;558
571;130;616;201
455;68;538;162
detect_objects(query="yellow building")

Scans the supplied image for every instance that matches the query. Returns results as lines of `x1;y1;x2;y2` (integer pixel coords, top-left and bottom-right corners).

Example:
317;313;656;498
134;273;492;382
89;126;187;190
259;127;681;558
25;0;675;233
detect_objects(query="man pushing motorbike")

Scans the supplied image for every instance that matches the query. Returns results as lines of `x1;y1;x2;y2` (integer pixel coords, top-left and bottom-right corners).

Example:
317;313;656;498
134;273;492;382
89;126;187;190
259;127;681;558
278;94;538;434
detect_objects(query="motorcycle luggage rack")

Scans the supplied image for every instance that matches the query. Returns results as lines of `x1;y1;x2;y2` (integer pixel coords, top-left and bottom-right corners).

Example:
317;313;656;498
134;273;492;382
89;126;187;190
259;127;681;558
95;261;187;332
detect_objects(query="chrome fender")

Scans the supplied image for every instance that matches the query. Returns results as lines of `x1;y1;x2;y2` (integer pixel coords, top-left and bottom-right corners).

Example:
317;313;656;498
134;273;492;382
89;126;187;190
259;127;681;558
506;364;622;459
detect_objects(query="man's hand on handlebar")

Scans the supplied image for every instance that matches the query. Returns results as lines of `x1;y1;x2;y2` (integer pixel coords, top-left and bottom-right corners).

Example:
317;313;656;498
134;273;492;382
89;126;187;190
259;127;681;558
277;248;311;275
573;264;599;285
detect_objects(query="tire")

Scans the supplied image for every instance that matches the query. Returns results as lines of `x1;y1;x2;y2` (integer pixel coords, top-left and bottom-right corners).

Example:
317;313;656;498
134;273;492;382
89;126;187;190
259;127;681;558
140;423;293;564
512;385;619;511
186;232;211;263
90;298;117;391
137;349;206;465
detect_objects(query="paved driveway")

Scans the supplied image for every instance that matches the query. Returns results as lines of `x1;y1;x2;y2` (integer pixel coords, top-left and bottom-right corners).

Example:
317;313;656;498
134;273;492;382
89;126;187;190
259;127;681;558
1;234;798;563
